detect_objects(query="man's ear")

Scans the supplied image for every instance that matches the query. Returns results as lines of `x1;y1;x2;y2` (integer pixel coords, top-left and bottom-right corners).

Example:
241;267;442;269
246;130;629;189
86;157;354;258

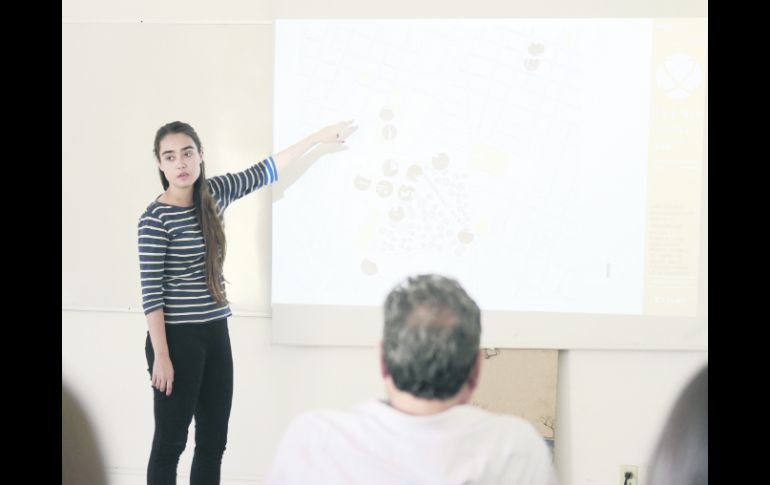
379;340;389;379
466;351;482;392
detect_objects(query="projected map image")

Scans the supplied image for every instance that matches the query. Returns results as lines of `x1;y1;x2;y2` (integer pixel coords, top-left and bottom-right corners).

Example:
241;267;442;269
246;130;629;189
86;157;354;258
272;19;705;319
354;107;475;276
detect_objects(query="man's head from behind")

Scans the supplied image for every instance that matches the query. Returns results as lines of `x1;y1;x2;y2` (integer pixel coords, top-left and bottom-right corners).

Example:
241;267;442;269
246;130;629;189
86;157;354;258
382;274;481;401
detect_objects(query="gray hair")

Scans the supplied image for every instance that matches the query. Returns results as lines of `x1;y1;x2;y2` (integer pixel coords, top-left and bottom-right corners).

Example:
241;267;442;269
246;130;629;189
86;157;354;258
383;274;481;399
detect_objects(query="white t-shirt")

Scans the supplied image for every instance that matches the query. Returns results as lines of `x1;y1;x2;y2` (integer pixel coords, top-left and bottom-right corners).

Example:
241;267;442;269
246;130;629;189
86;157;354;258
265;399;558;485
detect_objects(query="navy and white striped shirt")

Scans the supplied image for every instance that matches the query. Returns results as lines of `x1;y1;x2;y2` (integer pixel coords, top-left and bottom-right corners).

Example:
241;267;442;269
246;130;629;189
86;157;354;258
138;157;277;324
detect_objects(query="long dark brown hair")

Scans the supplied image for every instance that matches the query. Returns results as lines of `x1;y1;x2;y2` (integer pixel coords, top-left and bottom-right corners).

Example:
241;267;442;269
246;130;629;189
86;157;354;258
153;121;228;305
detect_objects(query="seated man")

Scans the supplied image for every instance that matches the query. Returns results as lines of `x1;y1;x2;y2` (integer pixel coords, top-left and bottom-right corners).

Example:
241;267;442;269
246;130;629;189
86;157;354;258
266;274;558;485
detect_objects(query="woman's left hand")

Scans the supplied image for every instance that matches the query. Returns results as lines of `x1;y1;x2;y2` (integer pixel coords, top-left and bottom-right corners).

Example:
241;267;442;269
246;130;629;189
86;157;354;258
315;120;355;144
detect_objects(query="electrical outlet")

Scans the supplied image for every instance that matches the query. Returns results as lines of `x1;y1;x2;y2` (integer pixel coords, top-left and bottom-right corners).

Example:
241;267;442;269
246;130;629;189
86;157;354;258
620;465;638;485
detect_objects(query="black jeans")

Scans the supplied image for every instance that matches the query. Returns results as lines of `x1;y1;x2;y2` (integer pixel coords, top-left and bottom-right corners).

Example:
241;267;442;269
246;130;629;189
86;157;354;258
145;318;233;485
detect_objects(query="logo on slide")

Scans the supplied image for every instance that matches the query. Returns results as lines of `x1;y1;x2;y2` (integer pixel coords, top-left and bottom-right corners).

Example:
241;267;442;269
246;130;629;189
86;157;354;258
655;53;702;100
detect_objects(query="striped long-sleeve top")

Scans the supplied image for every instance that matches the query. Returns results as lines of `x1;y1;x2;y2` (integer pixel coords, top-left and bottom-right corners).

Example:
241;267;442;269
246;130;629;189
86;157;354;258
137;157;277;324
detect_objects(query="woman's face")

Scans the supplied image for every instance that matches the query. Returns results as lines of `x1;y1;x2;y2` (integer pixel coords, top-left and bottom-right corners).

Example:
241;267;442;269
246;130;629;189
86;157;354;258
156;133;202;189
